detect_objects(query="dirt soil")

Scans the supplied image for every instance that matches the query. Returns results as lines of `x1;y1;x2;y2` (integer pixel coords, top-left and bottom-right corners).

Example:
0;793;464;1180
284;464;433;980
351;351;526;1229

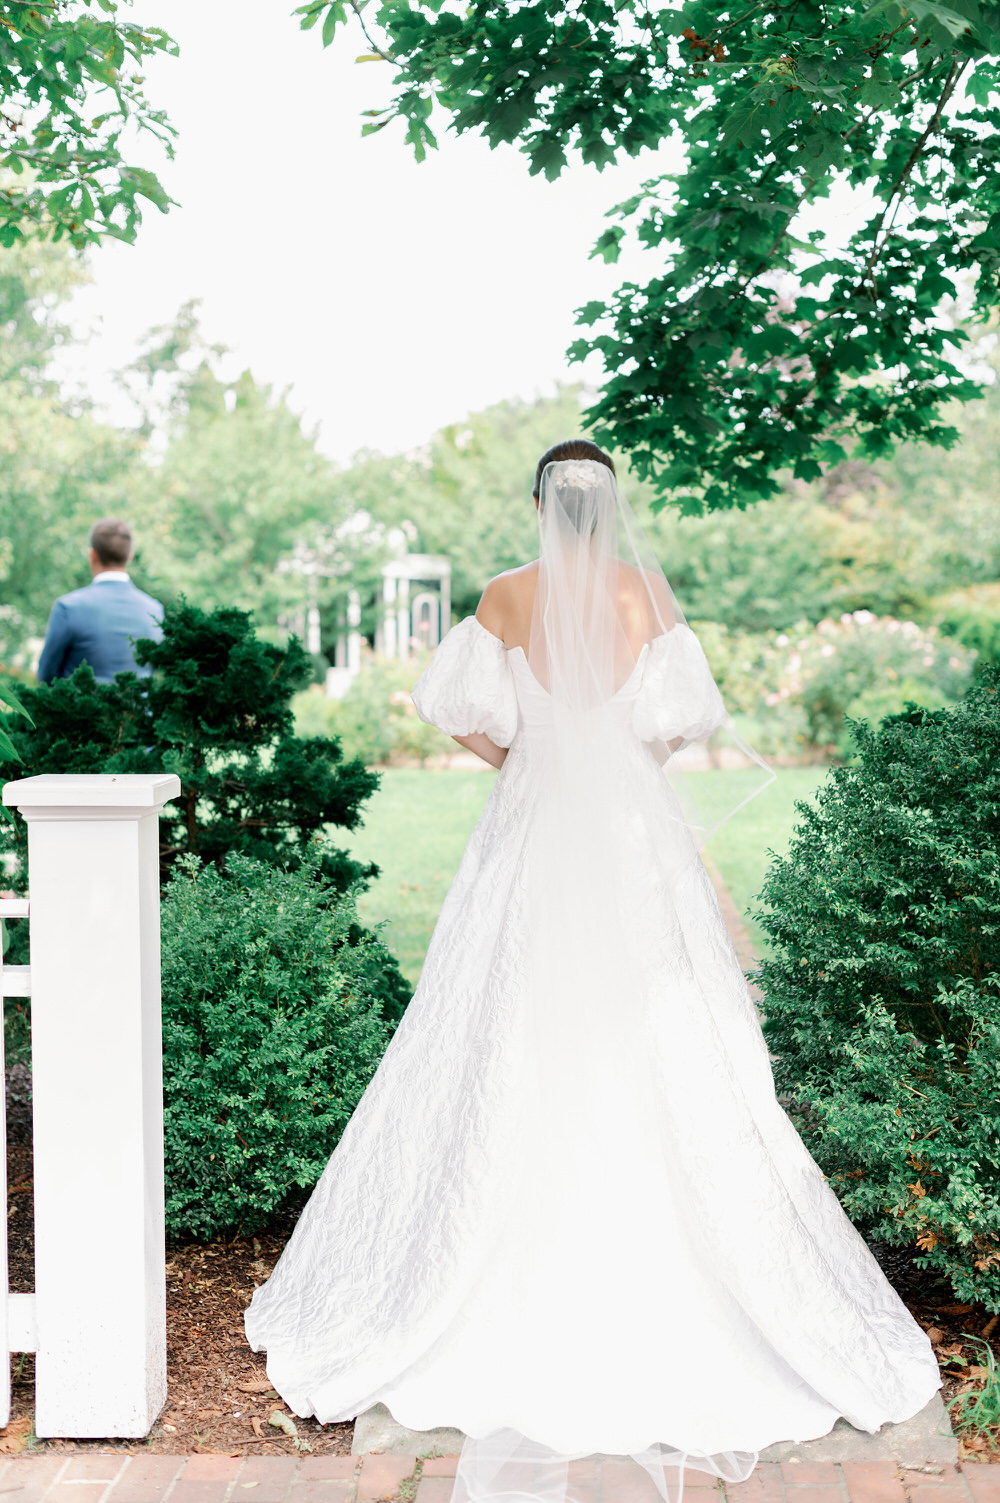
4;1067;351;1457
3;1064;999;1460
870;1241;1000;1461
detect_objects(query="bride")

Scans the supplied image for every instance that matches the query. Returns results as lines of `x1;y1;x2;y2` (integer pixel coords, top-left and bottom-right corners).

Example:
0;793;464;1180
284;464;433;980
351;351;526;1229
245;440;940;1501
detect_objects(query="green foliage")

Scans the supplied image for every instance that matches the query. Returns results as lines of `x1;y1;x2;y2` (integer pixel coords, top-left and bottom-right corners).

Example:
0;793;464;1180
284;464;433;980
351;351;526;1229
0;384;144;659
681;613;975;761
160;852;391;1241
755;672;1000;1307
0;675;31;766
642;471;992;636
933;582;1000;669
1;599;380;890
1;0;177;248
129;308;350;620
0;679;31;975
303;0;1000;506
0;235;87;387
0;239;149;658
342;387;587;619
294;652;455;767
949;1337;1000;1436
2;598;413;1025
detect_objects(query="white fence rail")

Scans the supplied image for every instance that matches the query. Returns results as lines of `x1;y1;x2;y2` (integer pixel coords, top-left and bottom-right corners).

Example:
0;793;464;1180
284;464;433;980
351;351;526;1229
0;774;180;1438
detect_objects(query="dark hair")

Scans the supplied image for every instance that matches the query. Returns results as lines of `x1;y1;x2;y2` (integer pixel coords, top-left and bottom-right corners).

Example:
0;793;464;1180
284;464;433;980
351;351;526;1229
89;517;134;568
533;439;615;499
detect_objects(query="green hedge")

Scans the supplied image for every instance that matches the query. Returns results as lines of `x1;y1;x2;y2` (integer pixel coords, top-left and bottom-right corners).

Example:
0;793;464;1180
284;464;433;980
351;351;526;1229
161;851;391;1242
755;670;1000;1307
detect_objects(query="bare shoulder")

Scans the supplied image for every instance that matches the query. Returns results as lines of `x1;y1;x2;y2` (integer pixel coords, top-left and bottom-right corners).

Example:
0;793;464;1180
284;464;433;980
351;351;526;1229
642;565;676;628
617;560;676;634
476;563;539;639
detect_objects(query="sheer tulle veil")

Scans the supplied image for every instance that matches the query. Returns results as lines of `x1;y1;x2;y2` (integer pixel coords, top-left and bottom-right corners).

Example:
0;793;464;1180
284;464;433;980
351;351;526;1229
527;457;773;854
449;461;774;1503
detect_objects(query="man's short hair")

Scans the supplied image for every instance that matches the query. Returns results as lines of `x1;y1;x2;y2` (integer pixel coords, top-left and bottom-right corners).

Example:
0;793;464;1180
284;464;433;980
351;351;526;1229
89;517;133;568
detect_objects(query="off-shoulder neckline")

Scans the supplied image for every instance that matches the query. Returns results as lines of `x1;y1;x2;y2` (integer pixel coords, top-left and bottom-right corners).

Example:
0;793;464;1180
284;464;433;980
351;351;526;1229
466;613;682;655
509;641;651;701
464;615;675;702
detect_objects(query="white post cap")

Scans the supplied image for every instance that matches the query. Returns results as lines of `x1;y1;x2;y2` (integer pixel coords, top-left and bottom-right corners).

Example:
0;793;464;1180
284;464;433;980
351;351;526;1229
3;773;181;820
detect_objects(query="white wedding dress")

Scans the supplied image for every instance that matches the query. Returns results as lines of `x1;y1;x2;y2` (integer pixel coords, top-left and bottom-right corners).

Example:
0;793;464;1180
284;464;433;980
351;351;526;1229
245;462;939;1501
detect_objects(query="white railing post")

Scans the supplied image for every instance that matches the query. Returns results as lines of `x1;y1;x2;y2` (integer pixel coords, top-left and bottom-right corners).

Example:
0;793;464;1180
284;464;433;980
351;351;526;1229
1;773;181;1438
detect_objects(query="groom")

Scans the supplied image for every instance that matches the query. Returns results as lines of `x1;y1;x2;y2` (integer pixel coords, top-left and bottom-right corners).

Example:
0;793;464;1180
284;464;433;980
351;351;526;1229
37;518;165;685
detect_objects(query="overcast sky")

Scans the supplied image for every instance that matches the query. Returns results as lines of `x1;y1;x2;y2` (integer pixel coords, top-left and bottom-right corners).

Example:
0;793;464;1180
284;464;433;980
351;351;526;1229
52;0;681;463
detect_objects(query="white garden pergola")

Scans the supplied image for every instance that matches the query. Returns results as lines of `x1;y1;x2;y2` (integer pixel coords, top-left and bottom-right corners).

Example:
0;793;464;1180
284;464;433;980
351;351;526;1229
375;554;452;662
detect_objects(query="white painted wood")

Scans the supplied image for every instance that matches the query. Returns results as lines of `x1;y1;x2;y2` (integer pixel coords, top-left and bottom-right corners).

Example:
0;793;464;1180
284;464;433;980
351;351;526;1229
7;1294;36;1353
1;967;30;997
0;901;30;920
2;773;180;1438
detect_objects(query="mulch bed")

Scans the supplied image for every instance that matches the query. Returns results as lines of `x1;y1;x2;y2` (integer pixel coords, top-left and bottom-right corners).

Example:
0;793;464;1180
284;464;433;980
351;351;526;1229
3;1063;999;1460
4;1065;351;1457
870;1242;1000;1462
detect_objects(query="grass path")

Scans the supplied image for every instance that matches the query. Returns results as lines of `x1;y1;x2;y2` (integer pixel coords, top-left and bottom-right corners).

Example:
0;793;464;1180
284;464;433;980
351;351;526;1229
341;769;496;985
681;766;829;955
340;765;830;986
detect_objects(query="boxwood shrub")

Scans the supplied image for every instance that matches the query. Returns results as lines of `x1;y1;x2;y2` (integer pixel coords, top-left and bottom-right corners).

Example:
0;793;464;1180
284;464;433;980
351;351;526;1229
755;669;1000;1308
161;849;392;1242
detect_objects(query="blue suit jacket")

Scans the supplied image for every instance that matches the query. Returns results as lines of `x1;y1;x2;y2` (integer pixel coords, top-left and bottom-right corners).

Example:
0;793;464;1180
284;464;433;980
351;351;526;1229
37;578;165;685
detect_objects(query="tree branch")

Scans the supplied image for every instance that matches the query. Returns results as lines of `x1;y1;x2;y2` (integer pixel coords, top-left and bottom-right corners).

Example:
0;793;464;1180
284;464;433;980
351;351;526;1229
348;0;394;63
860;55;970;294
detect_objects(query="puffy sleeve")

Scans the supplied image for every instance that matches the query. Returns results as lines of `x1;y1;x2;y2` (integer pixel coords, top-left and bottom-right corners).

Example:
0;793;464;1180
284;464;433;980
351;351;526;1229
411;616;518;748
632;623;727;748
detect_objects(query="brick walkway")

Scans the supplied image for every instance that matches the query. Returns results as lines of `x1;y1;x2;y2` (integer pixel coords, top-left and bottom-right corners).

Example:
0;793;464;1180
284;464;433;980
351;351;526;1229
0;1455;998;1503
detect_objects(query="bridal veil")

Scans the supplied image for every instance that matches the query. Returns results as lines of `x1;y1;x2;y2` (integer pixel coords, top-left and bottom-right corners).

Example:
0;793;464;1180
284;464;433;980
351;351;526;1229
450;461;772;1503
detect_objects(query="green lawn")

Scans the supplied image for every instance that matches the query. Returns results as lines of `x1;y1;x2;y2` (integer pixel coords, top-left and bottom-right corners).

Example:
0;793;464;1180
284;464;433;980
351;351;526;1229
340;765;830;986
340;769;498;984
681;767;829;955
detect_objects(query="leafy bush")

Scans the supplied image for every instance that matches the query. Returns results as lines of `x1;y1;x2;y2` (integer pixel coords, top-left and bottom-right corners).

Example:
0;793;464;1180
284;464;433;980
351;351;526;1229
698;612;975;761
1;600;412;1034
755;671;1000;1308
782;612;974;758
293;649;454;766
1;601;379;891
161;851;392;1242
933;582;1000;673
690;621;807;761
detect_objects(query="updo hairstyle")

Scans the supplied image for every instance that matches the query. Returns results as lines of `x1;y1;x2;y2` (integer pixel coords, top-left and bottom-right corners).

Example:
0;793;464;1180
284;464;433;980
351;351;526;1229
532;439;616;499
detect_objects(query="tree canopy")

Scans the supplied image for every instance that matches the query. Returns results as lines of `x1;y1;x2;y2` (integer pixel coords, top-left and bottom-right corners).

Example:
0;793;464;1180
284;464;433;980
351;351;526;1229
344;386;585;618
126;305;356;624
353;376;1000;634
1;0;176;248
2;240;998;680
0;237;143;664
299;0;1000;511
